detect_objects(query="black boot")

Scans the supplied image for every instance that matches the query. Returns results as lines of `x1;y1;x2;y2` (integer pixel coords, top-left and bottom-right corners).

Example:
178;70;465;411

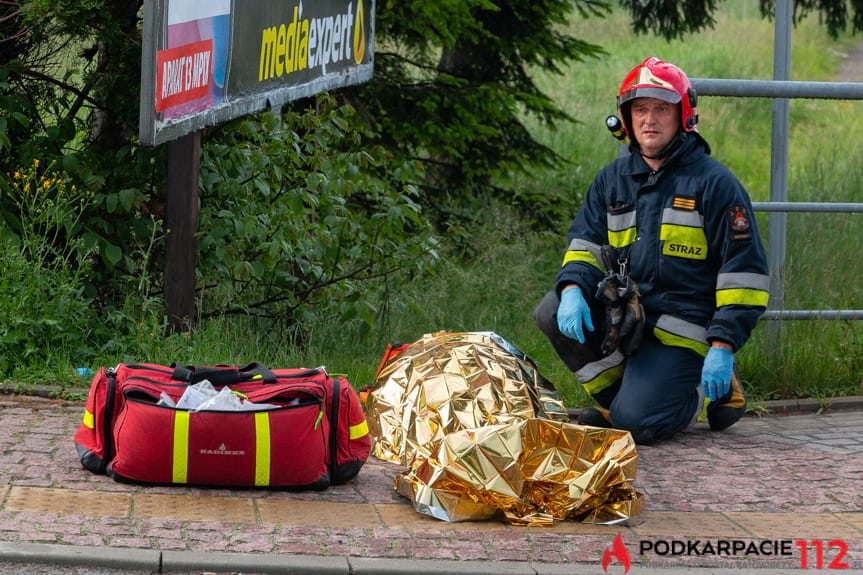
577;406;613;428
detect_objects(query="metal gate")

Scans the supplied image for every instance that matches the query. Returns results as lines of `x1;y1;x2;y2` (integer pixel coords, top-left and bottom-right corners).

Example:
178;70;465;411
689;1;863;359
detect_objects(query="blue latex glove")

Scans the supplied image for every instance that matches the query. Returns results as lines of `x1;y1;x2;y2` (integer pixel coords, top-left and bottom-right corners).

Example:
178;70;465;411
557;287;594;344
701;347;734;402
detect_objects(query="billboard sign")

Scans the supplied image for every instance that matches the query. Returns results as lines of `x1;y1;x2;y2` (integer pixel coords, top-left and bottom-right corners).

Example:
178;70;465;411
140;0;374;146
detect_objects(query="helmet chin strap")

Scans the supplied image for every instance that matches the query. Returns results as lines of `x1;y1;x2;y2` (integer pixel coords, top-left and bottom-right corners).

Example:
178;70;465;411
638;131;687;161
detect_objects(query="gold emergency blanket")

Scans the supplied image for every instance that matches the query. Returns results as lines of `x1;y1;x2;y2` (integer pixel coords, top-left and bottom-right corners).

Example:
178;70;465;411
365;331;644;525
395;418;643;525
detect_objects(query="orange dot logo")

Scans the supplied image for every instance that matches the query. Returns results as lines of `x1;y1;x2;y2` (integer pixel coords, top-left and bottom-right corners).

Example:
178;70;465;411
353;0;366;64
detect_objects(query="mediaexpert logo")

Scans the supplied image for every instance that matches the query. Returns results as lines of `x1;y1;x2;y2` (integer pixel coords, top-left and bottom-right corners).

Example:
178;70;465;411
601;534;851;571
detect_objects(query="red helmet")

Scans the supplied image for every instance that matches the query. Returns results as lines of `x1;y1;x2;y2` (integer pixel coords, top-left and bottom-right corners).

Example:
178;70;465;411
617;57;699;138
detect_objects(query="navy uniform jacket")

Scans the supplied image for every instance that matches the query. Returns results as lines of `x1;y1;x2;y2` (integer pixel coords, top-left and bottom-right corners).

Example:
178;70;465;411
556;133;769;355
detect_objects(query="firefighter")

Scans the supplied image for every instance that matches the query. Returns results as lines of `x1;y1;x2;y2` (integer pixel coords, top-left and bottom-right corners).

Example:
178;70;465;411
534;57;769;444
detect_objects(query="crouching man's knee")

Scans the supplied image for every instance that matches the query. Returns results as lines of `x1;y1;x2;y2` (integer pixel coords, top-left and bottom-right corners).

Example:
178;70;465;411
609;405;688;445
533;290;560;335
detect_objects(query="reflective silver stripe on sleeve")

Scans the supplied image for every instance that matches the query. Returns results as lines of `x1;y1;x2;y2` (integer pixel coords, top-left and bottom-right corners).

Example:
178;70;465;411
655;314;708;345
716;272;770;291
567;238;604;261
574;349;626;384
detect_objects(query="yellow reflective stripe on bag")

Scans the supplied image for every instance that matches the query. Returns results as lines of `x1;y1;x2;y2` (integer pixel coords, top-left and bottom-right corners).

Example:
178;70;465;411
171;411;272;486
254;412;271;487
172;411;190;484
82;409;95;429
349;419;369;440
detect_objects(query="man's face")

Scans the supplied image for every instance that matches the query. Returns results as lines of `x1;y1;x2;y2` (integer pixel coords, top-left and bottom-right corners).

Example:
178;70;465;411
630;97;680;158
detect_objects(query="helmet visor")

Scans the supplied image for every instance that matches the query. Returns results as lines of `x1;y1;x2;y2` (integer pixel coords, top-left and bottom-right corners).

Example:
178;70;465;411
618;87;681;106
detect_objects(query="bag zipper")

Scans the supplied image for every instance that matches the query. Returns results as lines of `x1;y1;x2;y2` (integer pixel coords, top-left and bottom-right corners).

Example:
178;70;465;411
125;364;327;380
328;376;341;475
99;367;118;474
123;384;324;409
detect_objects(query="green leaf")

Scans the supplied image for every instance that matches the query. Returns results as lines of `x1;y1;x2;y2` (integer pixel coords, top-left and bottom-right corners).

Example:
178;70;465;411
102;243;122;267
118;188;136;211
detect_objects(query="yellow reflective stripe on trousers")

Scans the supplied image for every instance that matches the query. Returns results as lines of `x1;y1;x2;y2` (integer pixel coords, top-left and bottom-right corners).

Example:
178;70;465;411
716;287;769;307
349;419;369;440
254;412;271;487
172;411;190;484
82;409;94;429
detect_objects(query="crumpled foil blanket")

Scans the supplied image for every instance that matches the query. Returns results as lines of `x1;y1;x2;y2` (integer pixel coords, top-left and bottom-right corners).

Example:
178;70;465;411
364;331;644;525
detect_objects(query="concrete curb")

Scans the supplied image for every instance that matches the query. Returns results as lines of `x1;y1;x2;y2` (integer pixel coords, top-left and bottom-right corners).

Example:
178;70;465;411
0;544;567;574
162;549;348;574
755;395;863;415
0;543;827;574
0;542;159;570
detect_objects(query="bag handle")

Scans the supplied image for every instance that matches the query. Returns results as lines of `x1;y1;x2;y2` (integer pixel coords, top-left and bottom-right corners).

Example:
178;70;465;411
170;362;277;386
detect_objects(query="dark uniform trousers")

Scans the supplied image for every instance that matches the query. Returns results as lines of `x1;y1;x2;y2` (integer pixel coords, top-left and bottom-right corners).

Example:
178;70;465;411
534;290;702;444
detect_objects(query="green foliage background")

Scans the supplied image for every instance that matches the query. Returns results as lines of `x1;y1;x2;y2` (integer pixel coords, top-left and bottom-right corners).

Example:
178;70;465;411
0;0;862;409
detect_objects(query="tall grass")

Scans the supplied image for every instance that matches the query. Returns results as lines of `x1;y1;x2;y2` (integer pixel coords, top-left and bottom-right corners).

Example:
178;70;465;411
26;2;863;407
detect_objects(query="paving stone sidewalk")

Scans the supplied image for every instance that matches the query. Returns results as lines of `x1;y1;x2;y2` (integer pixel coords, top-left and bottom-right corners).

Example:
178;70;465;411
0;394;861;571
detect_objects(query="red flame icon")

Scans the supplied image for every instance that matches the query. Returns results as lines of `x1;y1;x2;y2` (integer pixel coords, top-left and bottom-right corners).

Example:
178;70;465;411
602;533;631;573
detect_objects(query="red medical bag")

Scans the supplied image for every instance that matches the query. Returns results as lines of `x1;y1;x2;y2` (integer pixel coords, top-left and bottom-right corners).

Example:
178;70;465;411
72;362;371;489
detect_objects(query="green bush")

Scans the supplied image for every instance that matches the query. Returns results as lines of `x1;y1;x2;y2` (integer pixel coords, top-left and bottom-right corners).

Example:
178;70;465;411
0;161;95;376
196;95;442;340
